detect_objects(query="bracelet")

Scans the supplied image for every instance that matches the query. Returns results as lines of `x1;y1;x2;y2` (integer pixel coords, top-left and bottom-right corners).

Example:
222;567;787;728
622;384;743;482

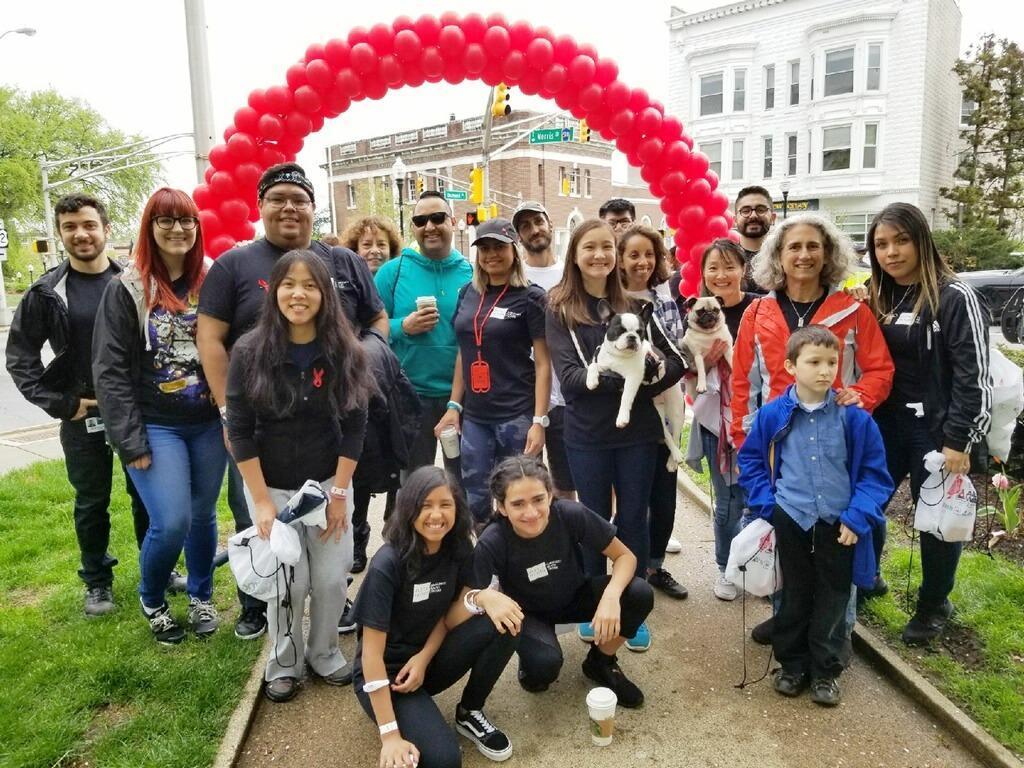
218;405;228;420
463;589;485;615
362;678;390;693
329;486;348;500
446;400;463;414
378;720;399;736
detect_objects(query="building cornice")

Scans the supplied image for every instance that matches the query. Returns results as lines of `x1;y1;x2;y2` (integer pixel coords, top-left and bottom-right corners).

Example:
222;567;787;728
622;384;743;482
805;11;898;38
679;41;759;62
667;0;788;30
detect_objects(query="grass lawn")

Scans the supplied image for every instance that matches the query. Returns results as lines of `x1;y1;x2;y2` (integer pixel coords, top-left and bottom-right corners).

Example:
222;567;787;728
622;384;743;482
679;422;712;495
0;460;261;768
862;525;1024;756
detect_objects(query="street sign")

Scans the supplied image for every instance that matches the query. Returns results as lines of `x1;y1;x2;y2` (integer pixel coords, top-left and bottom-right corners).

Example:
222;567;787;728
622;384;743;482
529;127;573;144
444;189;468;201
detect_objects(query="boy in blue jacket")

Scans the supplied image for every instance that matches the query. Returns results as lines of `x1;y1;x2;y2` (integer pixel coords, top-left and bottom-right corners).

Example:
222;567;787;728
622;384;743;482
737;326;893;706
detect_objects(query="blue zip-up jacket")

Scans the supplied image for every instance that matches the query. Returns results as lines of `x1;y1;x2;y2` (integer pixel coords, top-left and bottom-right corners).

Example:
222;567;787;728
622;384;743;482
737;385;893;588
373;247;472;398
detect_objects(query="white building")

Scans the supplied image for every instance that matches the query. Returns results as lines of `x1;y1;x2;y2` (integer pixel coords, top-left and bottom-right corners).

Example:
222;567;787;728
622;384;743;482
667;0;963;245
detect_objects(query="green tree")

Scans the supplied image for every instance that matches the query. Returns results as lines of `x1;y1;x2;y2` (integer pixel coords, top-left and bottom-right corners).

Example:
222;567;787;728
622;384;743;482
983;41;1024;233
0;87;162;240
933;221;1022;272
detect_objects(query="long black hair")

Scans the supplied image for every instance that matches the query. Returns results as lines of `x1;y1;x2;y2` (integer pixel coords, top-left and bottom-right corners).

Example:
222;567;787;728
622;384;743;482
383;466;473;578
240;249;370;416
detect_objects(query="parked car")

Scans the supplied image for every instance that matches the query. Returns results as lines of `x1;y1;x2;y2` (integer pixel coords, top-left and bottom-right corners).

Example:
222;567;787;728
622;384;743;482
957;267;1024;324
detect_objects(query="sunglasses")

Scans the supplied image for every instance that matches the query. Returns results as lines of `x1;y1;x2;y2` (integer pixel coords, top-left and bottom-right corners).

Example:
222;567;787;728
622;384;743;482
412;211;450;227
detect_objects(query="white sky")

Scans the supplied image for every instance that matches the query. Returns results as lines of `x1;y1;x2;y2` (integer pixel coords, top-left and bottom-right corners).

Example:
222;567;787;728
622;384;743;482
1;0;1019;206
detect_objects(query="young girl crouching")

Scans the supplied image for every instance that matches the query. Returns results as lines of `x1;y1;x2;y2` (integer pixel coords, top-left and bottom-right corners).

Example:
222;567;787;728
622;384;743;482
352;466;522;767
471;456;654;708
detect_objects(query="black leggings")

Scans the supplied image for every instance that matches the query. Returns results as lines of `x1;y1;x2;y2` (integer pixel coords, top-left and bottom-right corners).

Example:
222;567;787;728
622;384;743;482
517;576;654;686
355;614;518;768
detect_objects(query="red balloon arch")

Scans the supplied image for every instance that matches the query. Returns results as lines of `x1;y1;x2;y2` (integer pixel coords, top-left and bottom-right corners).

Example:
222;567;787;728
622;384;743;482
192;12;738;297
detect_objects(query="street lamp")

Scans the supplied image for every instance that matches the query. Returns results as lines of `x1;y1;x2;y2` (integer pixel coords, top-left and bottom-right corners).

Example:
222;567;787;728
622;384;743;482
0;27;37;42
391;155;407;239
780;179;792;220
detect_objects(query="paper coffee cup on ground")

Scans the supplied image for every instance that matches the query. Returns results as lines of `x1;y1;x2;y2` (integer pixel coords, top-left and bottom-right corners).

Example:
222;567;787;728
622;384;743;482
416;296;437;311
439;426;461;459
586;686;617;746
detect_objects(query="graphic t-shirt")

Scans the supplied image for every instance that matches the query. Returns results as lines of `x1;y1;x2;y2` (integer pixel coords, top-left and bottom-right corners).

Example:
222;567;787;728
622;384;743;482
352;543;472;676
66;264;117;397
471;500;615;618
139;276;216;425
452;283;547;423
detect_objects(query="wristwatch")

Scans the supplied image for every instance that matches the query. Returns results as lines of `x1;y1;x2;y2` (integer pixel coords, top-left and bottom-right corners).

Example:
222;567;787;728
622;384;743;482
532;415;550;428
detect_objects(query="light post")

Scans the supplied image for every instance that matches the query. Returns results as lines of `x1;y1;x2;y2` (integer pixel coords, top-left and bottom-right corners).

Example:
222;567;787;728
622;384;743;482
391;155;407;239
780;179;792;220
0;27;36;42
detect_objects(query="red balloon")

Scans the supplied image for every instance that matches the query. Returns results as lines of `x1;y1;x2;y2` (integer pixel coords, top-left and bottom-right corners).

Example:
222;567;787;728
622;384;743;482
347;26;370;46
640;162;660;183
460;13;487;44
394;29;422;62
258;146;286;167
208;143;233;170
209;171;237;199
680;205;705;231
637;137;664;164
463;43;486;75
598;125;616;141
380;55;403;86
278;134;304;156
286;62;308;90
393;15;415;32
661;116;684;143
541;65;568;95
686;178;713;203
309;113;325;132
439;11;461;26
363;75;388;99
502;50;526;84
568;55;596;86
208;235;236;258
680;133;694;150
437;25;466;58
705;169;720;190
662;171;687;195
480;62;504;87
204;165;216;184
229;220;257;242
594;58;619;86
247;89;268;113
660;195;684;216
257;114;285;140
248;204;260;222
686;152;710;179
689;243;706;263
234;162;261;191
525;38;554;71
508;20;533;51
482;25;511;59
305;59;334;93
708;190;730;215
585;108;610;133
649;180;664;199
335;69;363;99
222;125;237;143
485;13;508;28
577;84;603;112
199;210;224;239
192;183;213;209
629;88;650;112
219;198;249;225
442;59;466;85
578;42;599;61
609;109;634;137
726;230;742;244
227;132;257;161
519;69;542;96
616;132;639;155
554;87;578;112
324;38;351;69
234;106;260;134
604;80;630;111
705;216;729;238
413;15;441;47
265;85;293;114
636;107;662;137
322;90;351;118
663;140;691;171
350;43;378;75
421;47;445;79
293;85;322;115
368;23;394;54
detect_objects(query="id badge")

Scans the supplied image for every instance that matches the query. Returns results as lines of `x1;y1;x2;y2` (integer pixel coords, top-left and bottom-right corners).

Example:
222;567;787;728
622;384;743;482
85;417;106;434
470;359;491;393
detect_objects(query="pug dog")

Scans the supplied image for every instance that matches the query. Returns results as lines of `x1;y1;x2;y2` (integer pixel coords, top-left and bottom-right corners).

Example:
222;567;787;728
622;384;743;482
585;300;687;470
681;295;734;398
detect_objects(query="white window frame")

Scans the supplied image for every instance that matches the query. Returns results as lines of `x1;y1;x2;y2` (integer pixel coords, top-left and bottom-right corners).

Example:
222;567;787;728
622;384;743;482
700;72;724;116
834;212;871;246
822;124;853;171
731;139;745;180
369;136;393;150
824;46;855;97
866;44;882;91
863;123;879;169
786;133;798;176
764;65;775;110
584;168;593;198
789;60;800;106
346;181;356;209
395;131;418;146
406;174;417;203
422;125;447;140
462;117;484;132
733;69;746;112
961;96;977;126
434;169;446;194
763;136;773;179
700;141;722;177
337;142;357;156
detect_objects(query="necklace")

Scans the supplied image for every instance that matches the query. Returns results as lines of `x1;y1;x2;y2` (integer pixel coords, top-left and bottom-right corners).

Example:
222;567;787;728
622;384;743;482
883;283;916;324
785;292;821;328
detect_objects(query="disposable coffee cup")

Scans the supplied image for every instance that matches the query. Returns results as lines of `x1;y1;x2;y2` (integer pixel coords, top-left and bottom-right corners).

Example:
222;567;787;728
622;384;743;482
586;687;617;747
415;296;437;311
439;426;461;459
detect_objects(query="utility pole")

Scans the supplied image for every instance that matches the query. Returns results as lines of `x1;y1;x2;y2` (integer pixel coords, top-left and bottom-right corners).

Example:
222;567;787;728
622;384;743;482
184;0;215;184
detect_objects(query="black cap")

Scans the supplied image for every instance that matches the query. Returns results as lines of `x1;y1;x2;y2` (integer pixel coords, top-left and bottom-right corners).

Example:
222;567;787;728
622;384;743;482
472;218;519;246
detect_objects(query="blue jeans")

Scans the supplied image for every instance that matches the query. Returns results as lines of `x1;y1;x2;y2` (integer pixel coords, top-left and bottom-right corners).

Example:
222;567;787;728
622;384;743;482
567;441;658;577
129;420;227;608
701;427;745;571
461;415;531;523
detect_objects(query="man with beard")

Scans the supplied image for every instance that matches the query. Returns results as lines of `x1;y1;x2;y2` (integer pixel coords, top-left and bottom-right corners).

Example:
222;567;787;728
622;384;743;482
734;186;776;292
7;193;152;616
513;201;575;501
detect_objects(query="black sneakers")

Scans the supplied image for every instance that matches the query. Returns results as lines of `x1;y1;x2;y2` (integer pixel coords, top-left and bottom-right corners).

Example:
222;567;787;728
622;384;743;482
351;549;367;574
144;603;186;646
517;668;549;693
455;703;513;762
265;676;299;703
902;600;954;646
235;606;267;640
338;598;356;634
810;677;841;706
751;617;774;645
647;568;689;600
84;586;115;617
772;668;809;697
581;645;644;708
187;598;220;638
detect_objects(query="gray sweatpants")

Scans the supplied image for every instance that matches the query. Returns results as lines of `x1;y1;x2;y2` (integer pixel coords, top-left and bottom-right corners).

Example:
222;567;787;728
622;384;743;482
245;479;353;682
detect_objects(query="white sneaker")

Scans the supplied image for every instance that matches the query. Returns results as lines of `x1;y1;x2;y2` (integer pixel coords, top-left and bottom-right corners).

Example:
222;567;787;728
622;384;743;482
714;572;737;601
665;537;682;554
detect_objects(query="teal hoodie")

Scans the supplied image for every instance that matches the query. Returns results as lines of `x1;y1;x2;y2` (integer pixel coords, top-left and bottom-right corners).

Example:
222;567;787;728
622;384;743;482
374;247;473;398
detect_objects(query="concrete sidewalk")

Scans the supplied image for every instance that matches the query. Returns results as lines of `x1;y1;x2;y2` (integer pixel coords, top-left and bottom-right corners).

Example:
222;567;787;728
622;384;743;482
236;488;985;768
0;422;63;474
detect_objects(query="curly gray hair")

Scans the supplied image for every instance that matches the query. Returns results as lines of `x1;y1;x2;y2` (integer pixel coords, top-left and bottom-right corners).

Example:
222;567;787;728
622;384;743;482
750;213;856;291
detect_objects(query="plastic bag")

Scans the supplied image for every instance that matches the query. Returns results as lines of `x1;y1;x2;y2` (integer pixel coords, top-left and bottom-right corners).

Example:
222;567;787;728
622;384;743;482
725;518;782;597
987;346;1024;463
228;520;300;602
914;452;977;542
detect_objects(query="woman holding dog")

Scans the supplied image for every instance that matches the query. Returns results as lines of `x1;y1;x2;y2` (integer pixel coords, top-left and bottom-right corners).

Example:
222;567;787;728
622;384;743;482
619;225;689;602
546;219;686;652
865;202;990;647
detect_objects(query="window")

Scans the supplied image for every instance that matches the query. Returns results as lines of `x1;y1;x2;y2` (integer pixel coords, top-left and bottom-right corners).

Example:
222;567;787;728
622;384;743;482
825;47;855;96
406;174;416;203
786;133;798;176
434;169;445;194
584;169;592;198
834;213;870;246
864;123;878;168
733;69;746;112
700;72;724;115
789;61;800;105
346;182;356;209
559;166;580;196
462;117;483;131
732;139;745;180
961;96;977;126
764;65;775;109
395;131;418;146
867;44;881;91
570;167;580;196
763;136;773;178
422;125;447;140
810;54;815;100
369;136;392;150
337;142;357;156
822;125;852;171
700;141;722;176
537;163;544;186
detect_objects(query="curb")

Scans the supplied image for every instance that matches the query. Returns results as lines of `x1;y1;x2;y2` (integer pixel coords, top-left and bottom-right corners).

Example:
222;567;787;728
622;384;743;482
676;471;1023;768
212;637;270;768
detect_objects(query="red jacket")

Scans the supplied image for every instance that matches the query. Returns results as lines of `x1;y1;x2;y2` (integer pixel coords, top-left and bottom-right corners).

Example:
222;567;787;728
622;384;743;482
730;290;894;450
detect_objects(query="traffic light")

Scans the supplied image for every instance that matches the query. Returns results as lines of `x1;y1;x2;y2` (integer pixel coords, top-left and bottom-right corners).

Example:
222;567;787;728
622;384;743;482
477;204;489;223
33;239;49;254
469;167;484;204
416;176;424;195
491;83;511;118
579;119;590;143
489;202;499;219
561;177;571;196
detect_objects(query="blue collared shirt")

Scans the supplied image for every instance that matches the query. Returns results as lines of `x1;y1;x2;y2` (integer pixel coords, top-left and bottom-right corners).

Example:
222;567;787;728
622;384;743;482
774;389;851;531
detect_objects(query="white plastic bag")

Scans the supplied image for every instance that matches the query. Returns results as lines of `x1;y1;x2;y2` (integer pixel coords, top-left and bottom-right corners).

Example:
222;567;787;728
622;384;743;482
228;520;300;602
914;452;977;542
987;347;1024;462
725;518;782;597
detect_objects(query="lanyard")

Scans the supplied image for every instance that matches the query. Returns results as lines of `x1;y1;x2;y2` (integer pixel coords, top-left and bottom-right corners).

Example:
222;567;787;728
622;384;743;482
472;283;510;358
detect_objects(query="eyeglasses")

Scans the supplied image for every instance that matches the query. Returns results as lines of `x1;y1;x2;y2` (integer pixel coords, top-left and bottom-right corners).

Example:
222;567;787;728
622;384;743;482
737;205;771;217
262;196;312;210
412;211;450;227
153;216;198;230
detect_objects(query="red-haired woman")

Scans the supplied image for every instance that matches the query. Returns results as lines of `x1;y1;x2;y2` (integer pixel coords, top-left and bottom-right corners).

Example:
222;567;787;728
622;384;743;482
93;188;226;645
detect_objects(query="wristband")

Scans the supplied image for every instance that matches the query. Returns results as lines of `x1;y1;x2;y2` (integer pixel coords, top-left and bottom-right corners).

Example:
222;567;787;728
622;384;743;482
362;678;390;693
446;400;463;414
219;406;228;421
329;486;348;500
463;589;485;615
378;720;399;736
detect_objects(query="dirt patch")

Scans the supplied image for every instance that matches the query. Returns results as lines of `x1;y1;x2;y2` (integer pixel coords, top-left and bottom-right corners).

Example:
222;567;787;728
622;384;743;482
81;701;135;744
3;586;54;608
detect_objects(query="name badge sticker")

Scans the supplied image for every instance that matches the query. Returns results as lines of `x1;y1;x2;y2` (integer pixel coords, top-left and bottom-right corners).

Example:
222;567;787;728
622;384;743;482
896;312;915;326
85;417;105;434
490;306;508;320
526;562;549;582
412;582;431;603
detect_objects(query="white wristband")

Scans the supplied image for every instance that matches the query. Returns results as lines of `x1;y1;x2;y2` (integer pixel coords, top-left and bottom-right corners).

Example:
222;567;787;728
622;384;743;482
362;678;390;693
330;486;348;500
378;720;399;736
463;589;485;615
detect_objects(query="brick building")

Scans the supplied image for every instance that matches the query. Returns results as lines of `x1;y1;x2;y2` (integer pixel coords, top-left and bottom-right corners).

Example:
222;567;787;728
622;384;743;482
322;111;664;257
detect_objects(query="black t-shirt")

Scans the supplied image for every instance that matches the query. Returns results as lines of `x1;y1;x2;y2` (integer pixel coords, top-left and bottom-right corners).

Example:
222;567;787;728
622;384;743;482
777;289;827;334
452;283;547;423
741;248;762;293
287;338;319;370
352;543;472;676
880;285;925;407
197;238;384;348
139;276;217;425
65;264;117;397
471;500;615;618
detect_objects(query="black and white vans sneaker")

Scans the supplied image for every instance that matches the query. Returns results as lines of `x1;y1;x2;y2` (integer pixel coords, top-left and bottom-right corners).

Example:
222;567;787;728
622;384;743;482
338;598;356;634
454;703;512;762
187;598;220;637
143;602;186;646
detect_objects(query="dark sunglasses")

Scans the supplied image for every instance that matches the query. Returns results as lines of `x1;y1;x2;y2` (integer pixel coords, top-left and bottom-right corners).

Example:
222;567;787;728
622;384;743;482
412;211;449;227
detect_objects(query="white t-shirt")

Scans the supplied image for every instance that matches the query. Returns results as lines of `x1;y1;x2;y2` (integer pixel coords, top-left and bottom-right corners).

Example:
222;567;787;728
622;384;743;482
525;260;566;408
